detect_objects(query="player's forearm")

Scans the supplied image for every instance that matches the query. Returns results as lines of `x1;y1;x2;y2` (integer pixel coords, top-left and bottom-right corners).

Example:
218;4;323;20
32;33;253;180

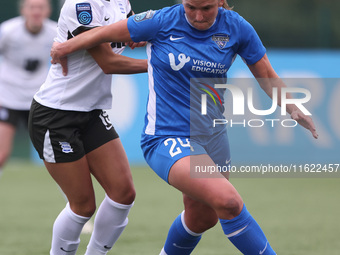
102;56;147;74
249;54;318;138
249;54;300;115
259;78;305;115
55;26;106;57
57;20;131;57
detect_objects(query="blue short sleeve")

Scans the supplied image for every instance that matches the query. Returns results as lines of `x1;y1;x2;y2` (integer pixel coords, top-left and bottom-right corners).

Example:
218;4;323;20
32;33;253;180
127;9;161;42
237;18;266;65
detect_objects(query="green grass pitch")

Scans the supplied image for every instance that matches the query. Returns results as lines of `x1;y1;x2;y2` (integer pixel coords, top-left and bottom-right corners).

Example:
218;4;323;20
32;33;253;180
0;160;339;254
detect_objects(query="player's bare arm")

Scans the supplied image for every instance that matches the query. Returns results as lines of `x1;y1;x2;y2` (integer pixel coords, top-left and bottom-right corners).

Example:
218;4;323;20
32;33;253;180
248;54;319;139
87;43;147;74
51;19;131;62
51;20;147;75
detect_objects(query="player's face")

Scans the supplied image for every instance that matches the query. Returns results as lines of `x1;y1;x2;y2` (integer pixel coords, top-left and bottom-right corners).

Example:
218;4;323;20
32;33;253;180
183;0;224;30
21;0;51;32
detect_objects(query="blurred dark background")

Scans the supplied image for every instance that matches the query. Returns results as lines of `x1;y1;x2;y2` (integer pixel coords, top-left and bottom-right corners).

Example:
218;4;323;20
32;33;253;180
1;0;339;49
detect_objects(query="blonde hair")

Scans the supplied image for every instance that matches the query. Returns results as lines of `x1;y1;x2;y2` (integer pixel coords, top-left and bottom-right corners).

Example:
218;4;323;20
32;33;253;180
222;0;233;10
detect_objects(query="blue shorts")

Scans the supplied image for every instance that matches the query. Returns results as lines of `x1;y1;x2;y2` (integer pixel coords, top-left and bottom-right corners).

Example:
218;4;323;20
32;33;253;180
141;128;231;183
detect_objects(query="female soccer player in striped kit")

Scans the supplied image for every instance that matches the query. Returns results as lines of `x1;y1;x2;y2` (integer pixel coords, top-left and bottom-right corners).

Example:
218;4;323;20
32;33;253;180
0;0;56;177
28;0;147;254
50;0;318;254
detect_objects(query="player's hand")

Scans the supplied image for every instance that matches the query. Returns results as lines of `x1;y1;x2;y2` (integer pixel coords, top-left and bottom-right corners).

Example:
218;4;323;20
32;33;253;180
51;42;68;76
291;109;319;139
126;41;147;50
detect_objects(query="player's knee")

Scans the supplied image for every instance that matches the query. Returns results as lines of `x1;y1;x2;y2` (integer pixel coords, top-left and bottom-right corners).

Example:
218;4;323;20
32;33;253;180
212;194;243;219
120;186;136;205
79;204;96;218
108;185;136;205
183;201;219;232
85;203;97;217
70;199;96;217
196;214;219;232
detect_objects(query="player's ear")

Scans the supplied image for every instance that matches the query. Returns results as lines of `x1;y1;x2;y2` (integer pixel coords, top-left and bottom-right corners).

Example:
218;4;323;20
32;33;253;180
218;0;225;7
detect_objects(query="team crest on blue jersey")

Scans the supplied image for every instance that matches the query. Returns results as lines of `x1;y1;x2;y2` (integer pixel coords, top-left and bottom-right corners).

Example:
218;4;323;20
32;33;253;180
212;34;229;49
134;10;155;22
76;3;93;25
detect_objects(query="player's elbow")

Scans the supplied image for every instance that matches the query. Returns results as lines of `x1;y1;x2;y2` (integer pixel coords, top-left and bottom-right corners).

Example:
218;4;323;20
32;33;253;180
101;66;113;75
98;59;122;74
97;62;115;74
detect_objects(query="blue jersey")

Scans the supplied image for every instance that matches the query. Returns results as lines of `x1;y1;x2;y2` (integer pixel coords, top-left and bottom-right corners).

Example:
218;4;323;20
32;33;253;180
127;4;266;136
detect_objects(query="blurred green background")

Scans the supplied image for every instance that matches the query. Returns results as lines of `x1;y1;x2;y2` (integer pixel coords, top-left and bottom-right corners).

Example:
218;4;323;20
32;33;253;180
1;0;339;48
1;162;340;254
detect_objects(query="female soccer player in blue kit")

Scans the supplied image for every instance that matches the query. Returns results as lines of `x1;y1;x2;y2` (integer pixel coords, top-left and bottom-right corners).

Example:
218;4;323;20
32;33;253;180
51;0;318;254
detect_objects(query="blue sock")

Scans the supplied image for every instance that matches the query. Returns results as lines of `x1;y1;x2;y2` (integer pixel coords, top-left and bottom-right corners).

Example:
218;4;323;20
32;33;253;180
220;204;276;255
163;212;202;255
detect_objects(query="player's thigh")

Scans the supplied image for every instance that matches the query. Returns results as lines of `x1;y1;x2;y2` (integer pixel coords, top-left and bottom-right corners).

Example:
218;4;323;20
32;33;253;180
86;138;135;205
44;157;96;216
141;135;198;183
168;154;243;219
82;110;135;204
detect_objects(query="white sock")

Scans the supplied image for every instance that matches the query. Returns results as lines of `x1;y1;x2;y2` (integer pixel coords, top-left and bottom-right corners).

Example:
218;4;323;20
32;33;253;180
50;203;90;255
84;194;134;255
159;247;168;255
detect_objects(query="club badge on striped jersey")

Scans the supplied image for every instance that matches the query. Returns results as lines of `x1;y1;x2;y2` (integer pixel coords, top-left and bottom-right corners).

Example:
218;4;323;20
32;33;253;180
212;34;230;49
59;142;73;153
99;111;113;130
117;0;126;14
76;3;93;25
